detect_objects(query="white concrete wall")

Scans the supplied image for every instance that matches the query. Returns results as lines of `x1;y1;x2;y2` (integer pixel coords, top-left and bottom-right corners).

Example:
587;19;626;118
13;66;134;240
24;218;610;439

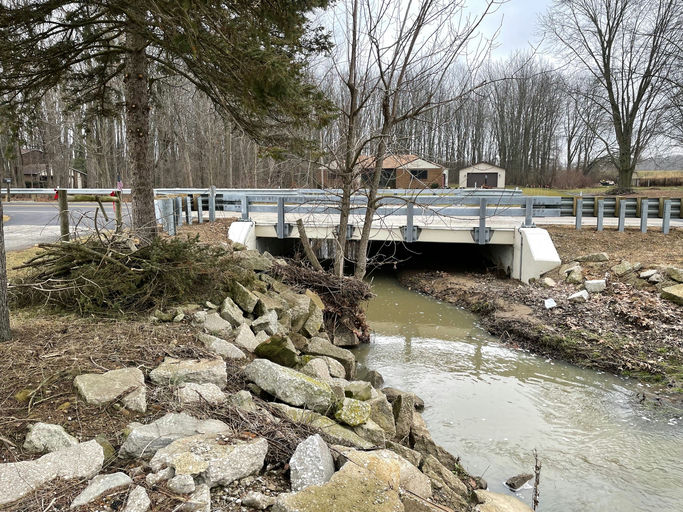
511;227;561;283
228;221;257;249
458;163;506;188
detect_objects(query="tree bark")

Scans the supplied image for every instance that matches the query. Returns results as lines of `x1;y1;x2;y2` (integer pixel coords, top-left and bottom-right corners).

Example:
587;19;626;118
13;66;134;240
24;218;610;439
0;198;10;341
125;22;157;241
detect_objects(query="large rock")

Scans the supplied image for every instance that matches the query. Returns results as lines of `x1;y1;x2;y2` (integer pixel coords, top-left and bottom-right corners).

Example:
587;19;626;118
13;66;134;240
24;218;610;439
302;307;324;337
345;381;373;401
123;485;151;512
322;356;347;379
252;310;281;336
233;323;260;352
74;367;146;413
422;455;468;509
149;433;268;487
220;296;247;327
335;398;371;427
0;440;104;506
284;293;312;332
226;389;258;412
392;393;415;442
332;323;359;347
304;337;356;379
385;441;422;468
176;382;227;406
232;282;259;314
664;266;683;283
584;279;606;293
300;357;332;381
382;388;425;411
568;290;589;302
353;419;387;446
273;461;403;512
254;335;299;367
368;395;397;438
271;403;374;449
243;359;333;413
505;473;533;491
23;422;78;454
234;250;273;272
566;267;583;284
410;413;459;470
575;252;609;262
661;284;683;305
70;472;132;508
119;413;228;459
611;260;634;277
475;490;534;512
181;483;211;512
203;311;234;336
289;434;335;492
197;333;245;360
150;357;227;389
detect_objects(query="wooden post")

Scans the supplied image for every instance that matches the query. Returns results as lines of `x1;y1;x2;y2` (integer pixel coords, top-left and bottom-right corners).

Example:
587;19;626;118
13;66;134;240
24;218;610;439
296;219;323;271
115;191;122;233
58;189;69;241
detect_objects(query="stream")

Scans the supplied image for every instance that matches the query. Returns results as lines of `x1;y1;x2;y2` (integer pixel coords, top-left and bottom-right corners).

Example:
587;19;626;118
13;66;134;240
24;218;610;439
353;275;683;511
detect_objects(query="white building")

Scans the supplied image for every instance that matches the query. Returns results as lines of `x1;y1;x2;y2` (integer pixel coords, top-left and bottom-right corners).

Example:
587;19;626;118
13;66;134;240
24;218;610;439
458;162;505;188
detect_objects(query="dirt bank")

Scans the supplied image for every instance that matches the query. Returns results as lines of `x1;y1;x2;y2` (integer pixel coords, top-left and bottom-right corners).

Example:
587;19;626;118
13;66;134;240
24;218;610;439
399;226;683;398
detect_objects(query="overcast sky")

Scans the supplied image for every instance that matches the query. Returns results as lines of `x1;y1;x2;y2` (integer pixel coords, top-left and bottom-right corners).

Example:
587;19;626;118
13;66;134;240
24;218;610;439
481;0;552;58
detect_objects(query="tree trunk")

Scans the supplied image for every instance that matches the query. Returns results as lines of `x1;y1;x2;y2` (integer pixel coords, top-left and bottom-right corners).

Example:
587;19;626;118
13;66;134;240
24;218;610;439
0;198;10;341
125;23;157;241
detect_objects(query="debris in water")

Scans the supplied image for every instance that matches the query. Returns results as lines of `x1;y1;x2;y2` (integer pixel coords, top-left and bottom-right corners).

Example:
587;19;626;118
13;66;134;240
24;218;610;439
505;473;534;491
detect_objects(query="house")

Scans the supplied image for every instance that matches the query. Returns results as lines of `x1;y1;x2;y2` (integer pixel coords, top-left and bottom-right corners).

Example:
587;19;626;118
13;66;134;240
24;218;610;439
20;148;85;188
319;154;448;189
458;162;506;188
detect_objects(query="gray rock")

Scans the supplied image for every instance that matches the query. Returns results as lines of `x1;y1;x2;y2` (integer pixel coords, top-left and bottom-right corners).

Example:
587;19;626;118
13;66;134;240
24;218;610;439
381;387;425;411
575;252;609;262
335;397;371;427
505;473;533;491
226;390;258;412
202;311;233;336
232;282;259;314
149;433;268;487
243;491;276;510
409;413;459;470
385;441;422;468
304;337;356;379
321;356;346;379
559;261;580;275
180;483;211;512
332;322;359;347
475;490;534;512
611;260;634;277
168;474;196;494
0;440;104;506
74;367;146;413
205;301;219;310
639;269;657;279
177;382;227;406
149;357;227;388
353;419;386;446
661;284;683;305
192;311;208;324
300;358;332;381
220;296;246;327
345;381;373;401
365;369;384;389
584;279;606;293
541;277;556;288
123;485;151;512
568;290;590;302
233;323;260;352
23;422;78;454
71;472;132;508
566;267;583;284
146;466;174;486
392;394;414;442
254;330;270;344
368;395;396;438
289;434;335;492
119;412;228;459
649;273;663;283
244;359;333;413
254;335;299;367
285;293;312;332
302;306;324;337
197;332;245;360
234;250;273;272
251;310;280;336
664;266;683;283
421;454;468;508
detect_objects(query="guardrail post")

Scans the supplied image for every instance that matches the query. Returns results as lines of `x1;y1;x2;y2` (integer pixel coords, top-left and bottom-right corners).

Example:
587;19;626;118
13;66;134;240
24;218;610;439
478;198;487;245
197;194;203;224
57;189;69;241
185;195;192;225
618;199;626;232
662;200;671;234
406;202;414;242
640;198;648;233
575;198;583;231
209;186;216;223
175;196;183;227
524;197;534;227
596;199;604;232
167;199;176;236
241;195;250;220
276;196;285;238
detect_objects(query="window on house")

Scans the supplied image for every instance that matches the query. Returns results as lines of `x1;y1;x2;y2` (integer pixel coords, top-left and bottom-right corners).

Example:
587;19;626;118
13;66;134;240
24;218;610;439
410;169;428;180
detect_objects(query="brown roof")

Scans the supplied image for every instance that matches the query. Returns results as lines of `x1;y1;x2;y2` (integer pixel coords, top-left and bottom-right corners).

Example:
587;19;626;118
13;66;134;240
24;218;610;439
357;154;443;169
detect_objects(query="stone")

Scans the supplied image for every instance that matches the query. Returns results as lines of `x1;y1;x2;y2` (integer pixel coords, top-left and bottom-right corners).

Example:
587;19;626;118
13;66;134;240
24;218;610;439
566;267;583;284
154;309;175;322
74;367;146;413
285;293;312;332
541;277;556;288
203;311;234;336
173;313;185;323
568;290;589;302
321;356;347;379
345;381;373;401
227;390;258;412
272;461;403;512
234;323;260;352
193;311;208;324
168;474;196;494
475;490;534;512
365;369;385;389
255;330;270;344
289;434;335;492
243;491;277;510
234;250;273;272
301;357;332;381
639;269;657;279
149;433;268;487
544;298;557;309
220;296;246;327
611;260;634;277
385;441;422;468
206;301;219;310
177;382;227;406
119;412;228;459
392;393;415;442
559;262;580;275
197;332;245;360
332;322;359;347
254;290;287;316
335;397;371;427
382;387;425;411
181;484;211;512
150;357;227;389
575;252;609;262
304;337;356;379
146;466;174;486
353;419;387;446
252;310;281;336
368;395;397;438
401;493;451;512
23;422;78;454
505;473;533;491
271;403;374;449
123;485;151;512
584;279;606;293
302;306;324;337
409;414;459;470
664;266;683;283
661;284;683;305
254;335;299;367
244;359;333;413
70;472;132;508
421;455;468;509
305;289;325;310
648;273;663;283
0;440;104;506
232;282;259;314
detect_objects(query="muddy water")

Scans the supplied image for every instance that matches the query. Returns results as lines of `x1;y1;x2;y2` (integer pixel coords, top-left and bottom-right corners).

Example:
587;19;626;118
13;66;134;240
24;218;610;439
354;275;683;512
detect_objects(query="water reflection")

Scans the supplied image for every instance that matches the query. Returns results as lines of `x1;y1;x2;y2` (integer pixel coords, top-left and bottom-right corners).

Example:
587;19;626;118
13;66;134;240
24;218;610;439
356;275;683;512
